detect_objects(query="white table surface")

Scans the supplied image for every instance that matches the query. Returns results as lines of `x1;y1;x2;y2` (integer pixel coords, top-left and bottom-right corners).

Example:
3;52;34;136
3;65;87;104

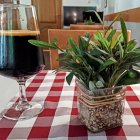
0;75;18;113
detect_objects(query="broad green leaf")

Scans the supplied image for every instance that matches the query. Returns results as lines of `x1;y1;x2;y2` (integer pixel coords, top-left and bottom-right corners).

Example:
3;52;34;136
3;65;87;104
82;36;97;47
128;70;138;78
131;63;140;69
120;18;128;49
113;70;127;86
111;33;123;49
105;14;120;35
28;39;64;52
99;57;117;72
93;11;104;26
97;39;110;53
51;38;58;44
64;61;81;68
78;36;88;53
95;81;104;88
97;74;105;85
68;37;80;54
118;42;124;58
130;48;140;54
94;33;110;52
117;69;140;86
107;29;116;42
75;56;83;64
94;31;104;39
89;40;97;47
134;47;140;51
84;32;92;39
90;47;109;56
29;40;58;49
66;72;74;85
68;49;77;60
89;81;96;92
124;51;140;61
85;52;104;64
126;39;137;52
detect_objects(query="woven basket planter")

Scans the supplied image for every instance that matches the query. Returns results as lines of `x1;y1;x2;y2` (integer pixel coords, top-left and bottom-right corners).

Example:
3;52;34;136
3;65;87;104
76;80;125;132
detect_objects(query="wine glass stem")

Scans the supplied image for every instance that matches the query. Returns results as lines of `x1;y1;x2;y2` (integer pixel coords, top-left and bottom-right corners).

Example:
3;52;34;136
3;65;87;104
19;84;28;104
17;78;30;110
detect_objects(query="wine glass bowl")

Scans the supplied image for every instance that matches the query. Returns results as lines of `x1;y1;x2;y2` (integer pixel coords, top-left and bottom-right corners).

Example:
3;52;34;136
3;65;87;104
0;4;44;120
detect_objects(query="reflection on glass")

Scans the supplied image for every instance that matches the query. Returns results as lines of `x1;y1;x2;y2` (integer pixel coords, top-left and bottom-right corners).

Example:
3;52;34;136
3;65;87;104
0;4;44;120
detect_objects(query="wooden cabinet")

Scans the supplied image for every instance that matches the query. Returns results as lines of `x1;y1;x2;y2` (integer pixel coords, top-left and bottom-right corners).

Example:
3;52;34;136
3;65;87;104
32;0;63;69
0;0;13;3
32;0;63;41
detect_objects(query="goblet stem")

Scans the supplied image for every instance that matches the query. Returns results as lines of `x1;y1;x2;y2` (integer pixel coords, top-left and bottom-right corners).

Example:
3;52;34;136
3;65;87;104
19;84;28;104
17;79;30;110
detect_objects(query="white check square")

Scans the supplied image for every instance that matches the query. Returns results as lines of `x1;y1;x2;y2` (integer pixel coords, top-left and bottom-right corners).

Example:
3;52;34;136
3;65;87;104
125;100;130;108
131;85;140;96
48;137;68;140
88;136;107;140
123;115;138;125
52;115;70;126
61;91;75;96
126;136;140;140
14;117;37;128
57;100;73;108
32;91;50;97
63;80;76;87
44;75;56;80
40;81;54;87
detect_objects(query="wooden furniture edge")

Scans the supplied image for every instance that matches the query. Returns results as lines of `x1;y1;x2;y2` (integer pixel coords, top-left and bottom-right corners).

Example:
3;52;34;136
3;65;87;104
104;7;140;22
48;29;59;69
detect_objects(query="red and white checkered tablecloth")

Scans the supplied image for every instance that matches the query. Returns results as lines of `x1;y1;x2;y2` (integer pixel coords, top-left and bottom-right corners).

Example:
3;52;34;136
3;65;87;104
0;70;140;140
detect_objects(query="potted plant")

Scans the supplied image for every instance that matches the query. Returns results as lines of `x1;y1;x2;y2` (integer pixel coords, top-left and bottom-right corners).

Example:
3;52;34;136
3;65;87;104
84;16;95;25
29;15;140;132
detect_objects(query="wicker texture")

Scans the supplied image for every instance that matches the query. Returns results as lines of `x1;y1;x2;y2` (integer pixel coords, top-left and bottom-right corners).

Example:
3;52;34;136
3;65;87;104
76;81;125;132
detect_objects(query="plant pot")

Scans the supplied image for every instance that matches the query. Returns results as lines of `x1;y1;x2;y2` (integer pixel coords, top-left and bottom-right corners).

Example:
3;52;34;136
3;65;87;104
76;80;125;133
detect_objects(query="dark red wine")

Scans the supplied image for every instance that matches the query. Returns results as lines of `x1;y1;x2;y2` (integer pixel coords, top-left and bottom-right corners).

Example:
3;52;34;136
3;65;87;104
0;30;44;78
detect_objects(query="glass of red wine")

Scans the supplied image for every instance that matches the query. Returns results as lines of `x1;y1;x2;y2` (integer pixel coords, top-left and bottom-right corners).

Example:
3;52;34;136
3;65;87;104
0;4;44;120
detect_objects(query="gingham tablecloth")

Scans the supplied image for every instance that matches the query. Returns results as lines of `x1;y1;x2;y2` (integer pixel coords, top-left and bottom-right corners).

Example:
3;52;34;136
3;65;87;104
0;70;140;140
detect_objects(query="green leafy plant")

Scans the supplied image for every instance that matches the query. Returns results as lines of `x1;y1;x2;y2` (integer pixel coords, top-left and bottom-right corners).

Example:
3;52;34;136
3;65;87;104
29;15;140;91
84;16;95;25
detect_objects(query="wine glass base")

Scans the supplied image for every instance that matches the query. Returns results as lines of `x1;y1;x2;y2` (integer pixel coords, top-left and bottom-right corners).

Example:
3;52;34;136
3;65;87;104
2;102;43;120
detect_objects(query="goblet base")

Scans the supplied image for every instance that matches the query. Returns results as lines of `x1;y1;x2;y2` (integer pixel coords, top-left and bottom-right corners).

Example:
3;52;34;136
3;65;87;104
2;102;43;120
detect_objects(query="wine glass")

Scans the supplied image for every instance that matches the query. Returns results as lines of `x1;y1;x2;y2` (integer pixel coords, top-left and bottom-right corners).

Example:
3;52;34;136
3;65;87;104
0;4;44;120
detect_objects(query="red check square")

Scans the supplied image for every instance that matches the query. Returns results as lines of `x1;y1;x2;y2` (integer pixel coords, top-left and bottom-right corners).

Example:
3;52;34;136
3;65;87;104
0;128;12;140
37;73;47;76
50;87;63;91
28;127;50;138
131;108;140;115
73;96;77;102
26;87;39;92
46;96;60;102
126;96;139;101
56;73;66;76
39;108;56;117
31;79;44;83
54;79;66;83
71;108;78;115
68;125;88;137
106;127;125;136
126;86;133;91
